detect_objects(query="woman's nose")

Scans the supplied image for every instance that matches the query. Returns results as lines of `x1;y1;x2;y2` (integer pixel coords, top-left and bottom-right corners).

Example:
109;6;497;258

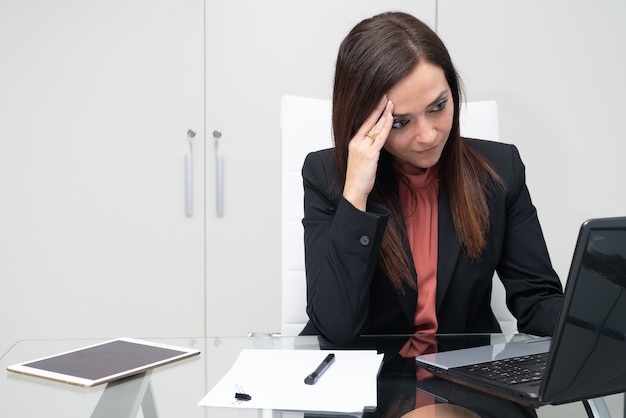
412;120;437;144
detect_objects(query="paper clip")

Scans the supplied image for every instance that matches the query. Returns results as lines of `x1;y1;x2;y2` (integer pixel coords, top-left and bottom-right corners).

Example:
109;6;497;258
235;392;251;401
234;385;251;402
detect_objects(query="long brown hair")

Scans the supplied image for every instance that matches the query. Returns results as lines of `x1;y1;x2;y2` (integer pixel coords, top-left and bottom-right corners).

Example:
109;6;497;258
332;12;503;291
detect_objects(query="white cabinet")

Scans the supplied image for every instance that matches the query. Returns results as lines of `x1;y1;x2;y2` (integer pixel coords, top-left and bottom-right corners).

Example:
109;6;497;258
0;0;437;352
202;0;438;337
0;0;205;354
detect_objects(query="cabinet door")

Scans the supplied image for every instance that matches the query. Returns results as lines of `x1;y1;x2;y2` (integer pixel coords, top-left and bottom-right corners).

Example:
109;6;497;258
204;0;437;335
437;0;626;276
0;0;205;353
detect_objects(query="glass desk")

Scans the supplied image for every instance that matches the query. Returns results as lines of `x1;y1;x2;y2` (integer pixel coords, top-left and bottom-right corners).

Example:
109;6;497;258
0;334;616;417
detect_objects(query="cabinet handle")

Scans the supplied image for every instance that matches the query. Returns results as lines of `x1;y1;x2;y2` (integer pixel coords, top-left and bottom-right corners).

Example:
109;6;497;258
216;153;224;216
214;130;224;217
185;129;196;217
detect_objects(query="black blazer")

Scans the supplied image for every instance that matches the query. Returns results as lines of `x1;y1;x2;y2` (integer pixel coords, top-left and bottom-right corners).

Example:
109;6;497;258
300;138;563;344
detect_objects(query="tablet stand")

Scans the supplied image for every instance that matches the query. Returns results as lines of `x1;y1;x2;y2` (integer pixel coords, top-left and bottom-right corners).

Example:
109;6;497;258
91;371;157;418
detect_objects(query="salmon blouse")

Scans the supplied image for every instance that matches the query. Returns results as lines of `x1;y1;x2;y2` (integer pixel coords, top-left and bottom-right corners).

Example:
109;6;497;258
398;164;440;334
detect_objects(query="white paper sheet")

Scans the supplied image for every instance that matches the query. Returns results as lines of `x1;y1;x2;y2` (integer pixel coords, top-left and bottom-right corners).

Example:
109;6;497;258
198;349;383;414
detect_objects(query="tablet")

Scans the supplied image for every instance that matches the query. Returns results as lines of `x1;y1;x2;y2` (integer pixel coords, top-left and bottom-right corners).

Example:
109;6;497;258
6;337;200;387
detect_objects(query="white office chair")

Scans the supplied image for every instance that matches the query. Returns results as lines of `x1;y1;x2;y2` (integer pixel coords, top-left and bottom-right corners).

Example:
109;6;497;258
280;95;333;337
280;95;516;336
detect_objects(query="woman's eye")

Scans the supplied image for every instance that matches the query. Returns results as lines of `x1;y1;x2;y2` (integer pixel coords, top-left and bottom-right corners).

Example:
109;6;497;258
392;119;410;129
432;100;447;112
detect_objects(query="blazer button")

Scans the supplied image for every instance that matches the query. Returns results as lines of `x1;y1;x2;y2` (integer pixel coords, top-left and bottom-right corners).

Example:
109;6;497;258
359;235;370;246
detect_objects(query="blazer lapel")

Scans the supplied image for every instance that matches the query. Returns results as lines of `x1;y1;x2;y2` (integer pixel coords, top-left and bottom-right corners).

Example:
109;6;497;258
399;258;418;327
395;219;419;327
436;185;461;314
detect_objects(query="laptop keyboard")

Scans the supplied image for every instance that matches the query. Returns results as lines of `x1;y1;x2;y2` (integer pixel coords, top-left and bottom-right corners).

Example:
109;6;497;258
456;352;548;385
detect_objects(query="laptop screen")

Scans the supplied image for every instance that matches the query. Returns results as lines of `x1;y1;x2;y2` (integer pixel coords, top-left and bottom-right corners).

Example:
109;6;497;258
542;218;626;404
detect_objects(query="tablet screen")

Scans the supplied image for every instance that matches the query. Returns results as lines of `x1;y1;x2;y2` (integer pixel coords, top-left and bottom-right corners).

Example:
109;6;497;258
7;338;200;387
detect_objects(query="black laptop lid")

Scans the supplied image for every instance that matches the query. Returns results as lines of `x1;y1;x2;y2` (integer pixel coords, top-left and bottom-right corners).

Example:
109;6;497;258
541;217;626;404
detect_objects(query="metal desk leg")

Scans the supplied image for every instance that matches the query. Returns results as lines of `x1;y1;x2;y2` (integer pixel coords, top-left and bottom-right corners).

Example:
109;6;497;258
583;397;611;418
91;371;158;418
141;377;158;418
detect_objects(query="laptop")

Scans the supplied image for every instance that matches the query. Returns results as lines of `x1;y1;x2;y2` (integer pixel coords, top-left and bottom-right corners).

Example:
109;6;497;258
416;217;626;407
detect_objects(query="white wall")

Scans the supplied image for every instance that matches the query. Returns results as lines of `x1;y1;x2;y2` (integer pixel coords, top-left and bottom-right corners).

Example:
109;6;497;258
438;0;626;282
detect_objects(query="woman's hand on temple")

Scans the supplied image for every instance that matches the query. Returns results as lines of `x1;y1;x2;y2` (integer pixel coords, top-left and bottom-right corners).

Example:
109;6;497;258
343;97;394;211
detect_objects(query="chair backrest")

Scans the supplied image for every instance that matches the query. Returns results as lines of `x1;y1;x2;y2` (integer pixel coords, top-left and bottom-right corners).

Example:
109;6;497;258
280;95;516;336
280;95;333;336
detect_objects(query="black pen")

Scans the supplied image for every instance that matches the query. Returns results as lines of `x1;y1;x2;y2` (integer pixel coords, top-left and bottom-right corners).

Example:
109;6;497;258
304;353;335;385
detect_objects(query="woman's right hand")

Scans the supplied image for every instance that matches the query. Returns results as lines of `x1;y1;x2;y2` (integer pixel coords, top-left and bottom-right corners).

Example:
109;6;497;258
343;96;394;211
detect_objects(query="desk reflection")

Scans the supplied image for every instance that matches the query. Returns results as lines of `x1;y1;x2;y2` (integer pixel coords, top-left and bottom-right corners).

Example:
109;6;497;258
319;334;538;418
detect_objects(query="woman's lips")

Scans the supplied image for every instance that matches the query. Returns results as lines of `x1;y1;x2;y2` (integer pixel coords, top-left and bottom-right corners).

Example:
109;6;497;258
416;145;438;154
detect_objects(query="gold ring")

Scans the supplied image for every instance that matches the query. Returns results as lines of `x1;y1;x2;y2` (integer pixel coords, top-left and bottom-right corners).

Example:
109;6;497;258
366;131;378;140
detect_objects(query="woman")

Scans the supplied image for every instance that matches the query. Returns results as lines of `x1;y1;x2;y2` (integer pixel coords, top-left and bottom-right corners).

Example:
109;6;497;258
300;11;563;345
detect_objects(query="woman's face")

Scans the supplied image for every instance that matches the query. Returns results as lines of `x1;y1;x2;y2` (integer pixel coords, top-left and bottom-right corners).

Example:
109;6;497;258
384;61;454;175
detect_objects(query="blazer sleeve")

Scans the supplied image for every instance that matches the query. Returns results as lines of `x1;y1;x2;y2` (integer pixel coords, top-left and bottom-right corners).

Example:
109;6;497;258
488;142;563;336
301;149;390;344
